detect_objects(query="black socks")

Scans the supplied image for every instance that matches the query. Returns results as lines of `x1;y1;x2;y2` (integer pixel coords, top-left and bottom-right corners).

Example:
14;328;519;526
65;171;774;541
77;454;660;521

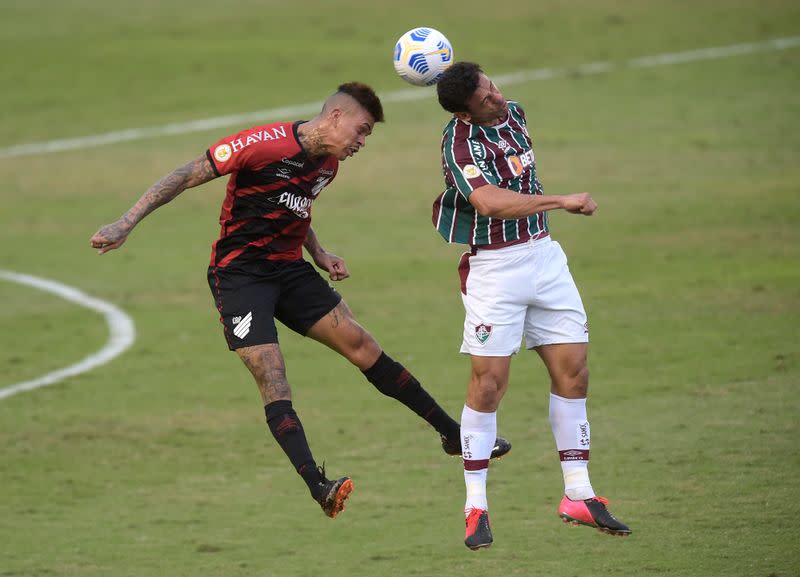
265;400;321;495
362;352;460;440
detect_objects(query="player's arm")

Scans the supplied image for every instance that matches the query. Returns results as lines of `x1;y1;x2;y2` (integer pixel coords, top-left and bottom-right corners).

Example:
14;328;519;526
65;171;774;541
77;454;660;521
90;154;218;254
304;226;349;281
468;185;597;219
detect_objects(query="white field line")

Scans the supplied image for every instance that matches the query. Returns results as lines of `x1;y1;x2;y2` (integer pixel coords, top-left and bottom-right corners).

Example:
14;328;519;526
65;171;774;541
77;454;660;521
0;270;136;400
1;35;798;160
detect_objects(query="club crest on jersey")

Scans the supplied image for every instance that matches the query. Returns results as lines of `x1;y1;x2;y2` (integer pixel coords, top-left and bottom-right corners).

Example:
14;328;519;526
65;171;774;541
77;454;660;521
475;323;492;344
507;150;535;176
213;144;232;162
462;164;482;180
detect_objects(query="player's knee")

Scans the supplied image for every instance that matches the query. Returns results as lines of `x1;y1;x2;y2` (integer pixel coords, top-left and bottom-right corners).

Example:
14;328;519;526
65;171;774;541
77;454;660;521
346;327;381;368
470;372;505;407
562;365;589;397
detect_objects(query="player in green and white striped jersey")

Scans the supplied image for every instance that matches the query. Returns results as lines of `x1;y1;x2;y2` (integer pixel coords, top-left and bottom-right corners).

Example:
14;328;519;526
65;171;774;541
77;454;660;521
433;62;631;550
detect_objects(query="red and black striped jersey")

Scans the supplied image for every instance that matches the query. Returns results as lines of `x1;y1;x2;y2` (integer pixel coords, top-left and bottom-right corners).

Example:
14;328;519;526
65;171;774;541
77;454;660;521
205;121;338;268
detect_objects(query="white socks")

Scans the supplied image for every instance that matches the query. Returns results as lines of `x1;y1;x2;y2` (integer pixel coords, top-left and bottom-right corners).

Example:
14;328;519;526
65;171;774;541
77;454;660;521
460;394;595;514
549;393;595;501
461;404;496;515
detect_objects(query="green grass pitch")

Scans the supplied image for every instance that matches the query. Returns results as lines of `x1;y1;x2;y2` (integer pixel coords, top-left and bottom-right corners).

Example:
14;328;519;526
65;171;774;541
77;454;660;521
1;1;798;576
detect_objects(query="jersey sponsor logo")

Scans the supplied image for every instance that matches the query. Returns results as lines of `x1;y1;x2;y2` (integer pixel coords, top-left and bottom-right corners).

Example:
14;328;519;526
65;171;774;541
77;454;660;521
281;157;305;168
470;139;482;158
228;125;288;154
213;143;232;162
475;323;492;344
232;311;253;339
278;191;312;218
318;168;335;176
507;150;535;176
276;166;293;179
462;164;482;180
497;138;511;152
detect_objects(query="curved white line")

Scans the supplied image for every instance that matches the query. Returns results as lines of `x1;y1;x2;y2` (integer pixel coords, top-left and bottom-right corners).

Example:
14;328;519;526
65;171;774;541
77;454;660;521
0;270;136;400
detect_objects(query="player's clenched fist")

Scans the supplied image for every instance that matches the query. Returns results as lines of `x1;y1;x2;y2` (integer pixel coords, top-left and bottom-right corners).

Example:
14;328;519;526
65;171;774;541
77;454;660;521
562;193;597;216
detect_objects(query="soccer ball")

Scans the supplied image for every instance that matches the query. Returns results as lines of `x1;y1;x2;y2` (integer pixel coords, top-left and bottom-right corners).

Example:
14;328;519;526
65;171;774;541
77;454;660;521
393;27;454;86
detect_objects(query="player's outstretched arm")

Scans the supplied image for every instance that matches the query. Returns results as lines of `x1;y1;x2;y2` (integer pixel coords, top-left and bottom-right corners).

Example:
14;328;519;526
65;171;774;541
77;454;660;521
90;153;218;254
469;185;597;219
303;226;350;281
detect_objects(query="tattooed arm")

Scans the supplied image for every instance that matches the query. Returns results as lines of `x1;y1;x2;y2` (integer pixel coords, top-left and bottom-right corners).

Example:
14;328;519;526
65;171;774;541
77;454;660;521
304;226;350;281
90;153;218;254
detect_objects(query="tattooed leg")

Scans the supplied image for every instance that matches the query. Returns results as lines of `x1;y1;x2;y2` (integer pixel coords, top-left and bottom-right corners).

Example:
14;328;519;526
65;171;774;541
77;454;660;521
237;343;326;497
236;343;292;404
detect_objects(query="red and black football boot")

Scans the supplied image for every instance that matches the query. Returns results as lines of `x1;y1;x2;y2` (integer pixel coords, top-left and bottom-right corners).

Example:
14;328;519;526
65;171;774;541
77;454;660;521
558;495;631;536
464;508;493;550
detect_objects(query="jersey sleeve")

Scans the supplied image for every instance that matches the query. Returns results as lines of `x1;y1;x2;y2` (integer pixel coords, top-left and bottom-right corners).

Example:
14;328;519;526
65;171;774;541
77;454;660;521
441;128;498;199
206;123;296;176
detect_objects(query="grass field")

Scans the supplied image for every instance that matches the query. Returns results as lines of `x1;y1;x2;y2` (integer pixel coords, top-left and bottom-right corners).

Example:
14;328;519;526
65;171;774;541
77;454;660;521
1;1;799;576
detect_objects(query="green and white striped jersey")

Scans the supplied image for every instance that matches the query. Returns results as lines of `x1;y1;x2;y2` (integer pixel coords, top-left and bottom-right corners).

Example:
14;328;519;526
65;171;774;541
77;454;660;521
432;101;548;246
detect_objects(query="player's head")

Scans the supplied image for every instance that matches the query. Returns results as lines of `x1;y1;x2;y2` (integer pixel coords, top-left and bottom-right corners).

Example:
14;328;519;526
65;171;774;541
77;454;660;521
320;82;384;161
437;62;508;126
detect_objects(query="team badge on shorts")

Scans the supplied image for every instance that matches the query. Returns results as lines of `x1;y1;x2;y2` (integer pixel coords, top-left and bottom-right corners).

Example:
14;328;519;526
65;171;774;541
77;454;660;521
232;311;253;339
475;323;492;344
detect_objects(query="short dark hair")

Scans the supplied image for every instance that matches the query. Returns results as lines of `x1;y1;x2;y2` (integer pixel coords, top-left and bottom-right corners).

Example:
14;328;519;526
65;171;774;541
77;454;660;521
436;62;483;113
337;82;384;123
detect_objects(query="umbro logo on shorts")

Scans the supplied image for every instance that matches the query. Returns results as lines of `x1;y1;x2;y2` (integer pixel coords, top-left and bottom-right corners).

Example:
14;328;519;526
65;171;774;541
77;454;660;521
232;311;253;339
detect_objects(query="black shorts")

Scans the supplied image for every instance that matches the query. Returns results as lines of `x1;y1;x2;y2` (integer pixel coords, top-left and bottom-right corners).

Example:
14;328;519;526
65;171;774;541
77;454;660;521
207;260;342;350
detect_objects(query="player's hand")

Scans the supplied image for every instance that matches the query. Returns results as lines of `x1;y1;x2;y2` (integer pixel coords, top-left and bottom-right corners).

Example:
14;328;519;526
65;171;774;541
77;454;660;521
562;193;597;215
314;252;350;281
90;221;131;254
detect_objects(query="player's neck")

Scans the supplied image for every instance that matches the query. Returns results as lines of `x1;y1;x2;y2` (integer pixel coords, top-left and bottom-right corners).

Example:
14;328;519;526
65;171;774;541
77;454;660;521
297;121;330;159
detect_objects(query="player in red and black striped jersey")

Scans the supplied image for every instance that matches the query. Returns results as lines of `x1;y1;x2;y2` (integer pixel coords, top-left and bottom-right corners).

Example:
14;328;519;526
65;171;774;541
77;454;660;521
90;82;510;519
206;119;340;267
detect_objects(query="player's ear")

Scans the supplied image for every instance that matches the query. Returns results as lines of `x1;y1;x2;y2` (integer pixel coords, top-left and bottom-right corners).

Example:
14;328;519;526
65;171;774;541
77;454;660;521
454;111;472;123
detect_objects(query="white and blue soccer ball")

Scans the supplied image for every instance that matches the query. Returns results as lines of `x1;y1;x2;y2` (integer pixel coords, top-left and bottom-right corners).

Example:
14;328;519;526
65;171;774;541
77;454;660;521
393;27;454;86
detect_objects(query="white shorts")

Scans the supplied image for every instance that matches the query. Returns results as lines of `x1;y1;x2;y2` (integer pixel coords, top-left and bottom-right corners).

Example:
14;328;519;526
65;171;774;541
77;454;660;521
458;236;589;356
